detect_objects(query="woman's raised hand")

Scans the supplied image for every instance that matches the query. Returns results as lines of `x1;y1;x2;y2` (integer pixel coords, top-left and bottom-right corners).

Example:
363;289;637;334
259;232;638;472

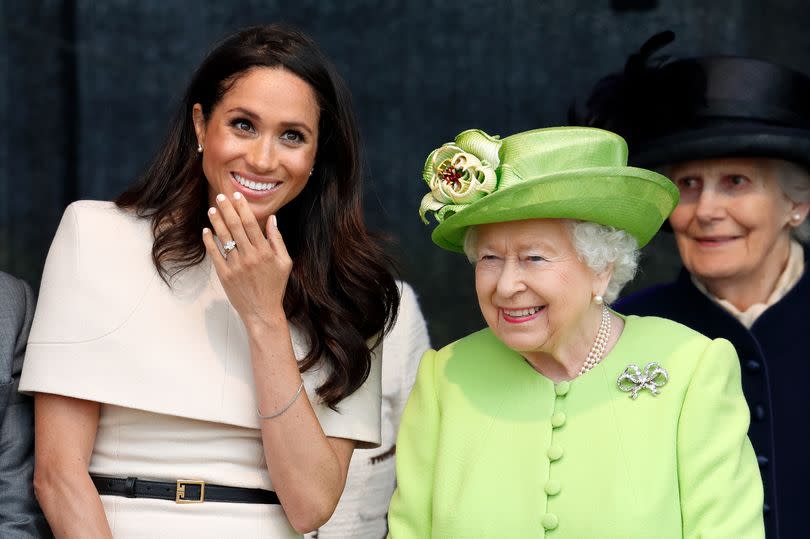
202;192;292;330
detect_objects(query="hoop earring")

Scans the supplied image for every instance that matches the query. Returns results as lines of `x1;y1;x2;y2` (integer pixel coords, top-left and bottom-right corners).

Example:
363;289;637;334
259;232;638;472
594;295;604;305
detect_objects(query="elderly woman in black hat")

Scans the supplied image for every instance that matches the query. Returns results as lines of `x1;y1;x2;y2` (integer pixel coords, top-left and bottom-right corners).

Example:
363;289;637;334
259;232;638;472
578;32;810;538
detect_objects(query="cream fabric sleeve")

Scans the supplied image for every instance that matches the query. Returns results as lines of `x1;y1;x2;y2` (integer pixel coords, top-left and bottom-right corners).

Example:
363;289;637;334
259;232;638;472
387;349;439;538
303;282;429;538
391;282;431;435
677;337;765;539
307;340;382;449
22;201;153;348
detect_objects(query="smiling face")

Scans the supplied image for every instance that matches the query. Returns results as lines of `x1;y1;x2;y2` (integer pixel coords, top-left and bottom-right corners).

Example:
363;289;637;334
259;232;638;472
473;219;609;361
668;158;805;289
192;67;320;229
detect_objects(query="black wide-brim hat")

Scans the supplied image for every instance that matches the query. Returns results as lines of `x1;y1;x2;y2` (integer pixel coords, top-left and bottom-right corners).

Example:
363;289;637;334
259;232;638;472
578;32;810;170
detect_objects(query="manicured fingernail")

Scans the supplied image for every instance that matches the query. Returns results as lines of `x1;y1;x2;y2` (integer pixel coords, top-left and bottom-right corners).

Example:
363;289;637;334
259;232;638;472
208;207;216;215
271;215;277;227
202;228;210;235
216;193;226;202
233;192;242;200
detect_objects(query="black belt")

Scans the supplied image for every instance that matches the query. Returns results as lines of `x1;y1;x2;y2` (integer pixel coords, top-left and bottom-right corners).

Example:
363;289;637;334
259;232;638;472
91;475;280;505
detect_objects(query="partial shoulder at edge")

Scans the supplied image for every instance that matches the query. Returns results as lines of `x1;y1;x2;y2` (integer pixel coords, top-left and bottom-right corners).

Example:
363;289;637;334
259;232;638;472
27;200;158;345
393;281;421;326
66;199;143;228
66;200;153;257
0;270;30;297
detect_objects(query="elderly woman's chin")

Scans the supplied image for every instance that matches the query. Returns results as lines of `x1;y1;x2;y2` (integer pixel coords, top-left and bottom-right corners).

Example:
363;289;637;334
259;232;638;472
676;236;750;281
486;312;551;355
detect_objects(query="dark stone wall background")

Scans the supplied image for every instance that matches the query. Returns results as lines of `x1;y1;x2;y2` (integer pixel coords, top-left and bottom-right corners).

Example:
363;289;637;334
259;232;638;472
3;1;809;346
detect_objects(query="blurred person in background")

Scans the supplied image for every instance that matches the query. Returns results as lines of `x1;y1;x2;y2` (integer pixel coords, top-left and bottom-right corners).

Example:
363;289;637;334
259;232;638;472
0;271;50;537
307;281;430;539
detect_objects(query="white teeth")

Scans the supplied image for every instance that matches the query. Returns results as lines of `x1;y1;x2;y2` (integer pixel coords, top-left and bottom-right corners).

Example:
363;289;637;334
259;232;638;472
504;307;542;317
233;173;277;191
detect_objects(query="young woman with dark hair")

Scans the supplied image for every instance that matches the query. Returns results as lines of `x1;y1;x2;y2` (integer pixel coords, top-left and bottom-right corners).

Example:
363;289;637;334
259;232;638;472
22;24;398;537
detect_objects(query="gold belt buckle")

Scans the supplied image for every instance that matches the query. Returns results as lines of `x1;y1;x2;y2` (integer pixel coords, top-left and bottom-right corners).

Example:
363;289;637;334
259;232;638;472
175;479;205;503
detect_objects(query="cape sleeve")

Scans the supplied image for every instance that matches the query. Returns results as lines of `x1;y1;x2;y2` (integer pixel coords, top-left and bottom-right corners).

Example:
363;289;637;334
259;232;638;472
20;201;155;397
310;339;383;449
387;348;439;538
390;282;431;435
677;337;765;538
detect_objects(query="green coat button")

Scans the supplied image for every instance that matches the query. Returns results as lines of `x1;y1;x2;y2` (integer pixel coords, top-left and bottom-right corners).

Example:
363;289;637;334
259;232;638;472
554;381;570;396
542;513;559;530
545;479;561;495
551;412;566;428
547;445;564;461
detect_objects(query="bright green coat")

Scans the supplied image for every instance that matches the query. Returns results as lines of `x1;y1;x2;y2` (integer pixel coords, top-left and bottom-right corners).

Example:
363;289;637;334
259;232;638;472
388;315;764;538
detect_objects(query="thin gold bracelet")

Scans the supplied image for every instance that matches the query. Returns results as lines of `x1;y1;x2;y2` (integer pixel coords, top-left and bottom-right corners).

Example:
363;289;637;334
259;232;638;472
257;381;305;420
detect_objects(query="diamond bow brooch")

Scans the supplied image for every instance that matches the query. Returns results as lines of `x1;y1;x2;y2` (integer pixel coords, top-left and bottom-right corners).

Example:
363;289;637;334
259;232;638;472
617;362;669;399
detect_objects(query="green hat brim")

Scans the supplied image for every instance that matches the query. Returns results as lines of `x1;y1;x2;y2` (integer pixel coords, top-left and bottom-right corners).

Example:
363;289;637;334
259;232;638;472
431;166;679;252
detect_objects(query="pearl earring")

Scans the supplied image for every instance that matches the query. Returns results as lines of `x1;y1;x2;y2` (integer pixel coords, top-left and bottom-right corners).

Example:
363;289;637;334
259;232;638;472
197;143;203;153
309;169;314;177
594;295;604;305
792;212;802;222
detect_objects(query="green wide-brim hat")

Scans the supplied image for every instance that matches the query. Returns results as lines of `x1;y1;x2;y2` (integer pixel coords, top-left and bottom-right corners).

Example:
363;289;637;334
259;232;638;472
419;126;679;252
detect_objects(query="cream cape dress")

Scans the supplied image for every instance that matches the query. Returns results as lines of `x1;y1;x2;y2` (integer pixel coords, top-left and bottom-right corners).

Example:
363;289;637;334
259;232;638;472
20;201;382;538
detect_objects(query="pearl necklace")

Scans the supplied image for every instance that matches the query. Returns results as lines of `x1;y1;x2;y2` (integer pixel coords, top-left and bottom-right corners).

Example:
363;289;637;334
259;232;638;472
578;305;612;376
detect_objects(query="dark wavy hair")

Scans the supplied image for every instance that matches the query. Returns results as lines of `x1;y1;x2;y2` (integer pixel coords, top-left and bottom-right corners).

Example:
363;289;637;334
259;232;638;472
116;24;399;409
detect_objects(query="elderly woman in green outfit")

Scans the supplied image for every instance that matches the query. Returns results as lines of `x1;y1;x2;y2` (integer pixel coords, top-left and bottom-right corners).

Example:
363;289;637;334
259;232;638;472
387;127;765;538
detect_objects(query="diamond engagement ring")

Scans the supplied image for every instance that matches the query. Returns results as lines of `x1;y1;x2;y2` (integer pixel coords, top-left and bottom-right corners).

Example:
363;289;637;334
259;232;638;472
223;240;237;255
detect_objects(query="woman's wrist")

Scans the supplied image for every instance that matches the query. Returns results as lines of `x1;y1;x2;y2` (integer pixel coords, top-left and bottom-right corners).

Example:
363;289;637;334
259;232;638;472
243;308;288;335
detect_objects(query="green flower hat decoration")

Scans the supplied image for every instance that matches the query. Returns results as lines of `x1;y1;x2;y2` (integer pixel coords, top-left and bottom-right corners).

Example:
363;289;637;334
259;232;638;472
419;129;503;223
418;126;680;253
